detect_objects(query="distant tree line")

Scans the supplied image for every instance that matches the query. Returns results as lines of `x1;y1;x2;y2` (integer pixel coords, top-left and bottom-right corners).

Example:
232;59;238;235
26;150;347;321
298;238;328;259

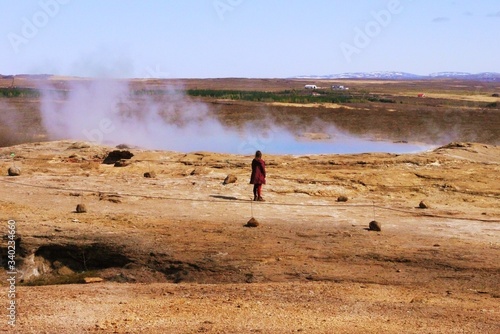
0;87;40;98
185;89;361;104
0;87;401;104
10;87;495;108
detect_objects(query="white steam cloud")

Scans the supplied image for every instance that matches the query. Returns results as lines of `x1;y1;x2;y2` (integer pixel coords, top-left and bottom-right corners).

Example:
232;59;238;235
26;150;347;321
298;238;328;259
39;80;250;153
37;80;431;155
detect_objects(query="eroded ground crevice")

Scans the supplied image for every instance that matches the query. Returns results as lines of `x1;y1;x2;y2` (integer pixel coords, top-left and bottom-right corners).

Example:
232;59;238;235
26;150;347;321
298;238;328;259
12;236;249;285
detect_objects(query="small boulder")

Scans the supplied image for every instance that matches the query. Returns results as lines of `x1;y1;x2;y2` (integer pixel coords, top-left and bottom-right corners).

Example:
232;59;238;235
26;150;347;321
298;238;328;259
337;195;348;202
223;174;237;185
103;150;134;164
144;171;156;178
8;166;21;176
368;220;381;232
419;200;429;209
190;167;203;175
76;204;87;213
244;217;259;227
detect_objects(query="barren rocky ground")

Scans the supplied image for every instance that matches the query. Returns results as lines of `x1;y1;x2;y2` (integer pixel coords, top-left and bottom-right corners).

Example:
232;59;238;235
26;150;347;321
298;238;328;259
1;140;499;333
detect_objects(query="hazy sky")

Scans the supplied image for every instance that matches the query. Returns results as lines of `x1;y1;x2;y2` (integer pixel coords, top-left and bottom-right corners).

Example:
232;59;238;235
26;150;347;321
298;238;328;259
1;0;499;78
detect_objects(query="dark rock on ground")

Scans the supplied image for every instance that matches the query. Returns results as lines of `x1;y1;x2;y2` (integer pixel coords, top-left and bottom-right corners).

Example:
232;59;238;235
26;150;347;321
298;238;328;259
419;200;429;209
223;174;237;185
8;166;21;176
144;171;156;178
103;150;134;165
76;204;87;213
337;195;348;202
244;217;259;227
369;220;381;231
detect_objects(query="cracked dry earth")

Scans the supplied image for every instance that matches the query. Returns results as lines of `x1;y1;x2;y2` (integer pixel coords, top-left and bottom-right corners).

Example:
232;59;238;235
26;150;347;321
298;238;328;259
0;140;499;333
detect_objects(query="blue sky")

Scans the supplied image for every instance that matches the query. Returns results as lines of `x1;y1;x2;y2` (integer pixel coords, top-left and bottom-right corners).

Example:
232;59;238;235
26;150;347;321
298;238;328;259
1;0;499;78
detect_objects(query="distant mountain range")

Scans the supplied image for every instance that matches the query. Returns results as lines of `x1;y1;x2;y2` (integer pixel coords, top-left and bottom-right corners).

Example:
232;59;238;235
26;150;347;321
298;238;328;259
2;72;500;81
295;71;500;81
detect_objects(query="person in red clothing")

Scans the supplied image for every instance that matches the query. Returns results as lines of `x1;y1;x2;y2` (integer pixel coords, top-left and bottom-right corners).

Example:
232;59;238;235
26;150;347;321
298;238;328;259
250;150;266;201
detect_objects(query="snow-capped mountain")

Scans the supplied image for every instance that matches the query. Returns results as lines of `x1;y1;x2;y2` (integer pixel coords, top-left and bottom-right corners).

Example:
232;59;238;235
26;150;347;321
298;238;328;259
296;72;500;81
428;72;471;78
295;71;422;80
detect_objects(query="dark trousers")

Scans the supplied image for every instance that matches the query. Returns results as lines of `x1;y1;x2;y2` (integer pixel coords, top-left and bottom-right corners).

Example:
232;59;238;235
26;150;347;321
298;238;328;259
253;184;262;198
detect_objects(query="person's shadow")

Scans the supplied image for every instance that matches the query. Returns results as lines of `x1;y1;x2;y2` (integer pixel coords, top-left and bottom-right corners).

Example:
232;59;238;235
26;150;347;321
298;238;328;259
210;195;239;201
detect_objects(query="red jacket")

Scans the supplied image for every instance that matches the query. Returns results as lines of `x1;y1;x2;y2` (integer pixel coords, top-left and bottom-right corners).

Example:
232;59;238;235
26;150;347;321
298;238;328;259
250;158;266;184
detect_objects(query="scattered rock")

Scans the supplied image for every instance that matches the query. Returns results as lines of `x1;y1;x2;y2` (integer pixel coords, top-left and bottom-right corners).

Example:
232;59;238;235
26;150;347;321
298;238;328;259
223;174;237;185
144;171;156;178
102;150;134;165
419;200;429;209
337;195;348;202
368;220;381;232
189;167;208;175
183;167;205;176
76;204;87;213
8;166;21;176
114;159;132;167
244;217;259;227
